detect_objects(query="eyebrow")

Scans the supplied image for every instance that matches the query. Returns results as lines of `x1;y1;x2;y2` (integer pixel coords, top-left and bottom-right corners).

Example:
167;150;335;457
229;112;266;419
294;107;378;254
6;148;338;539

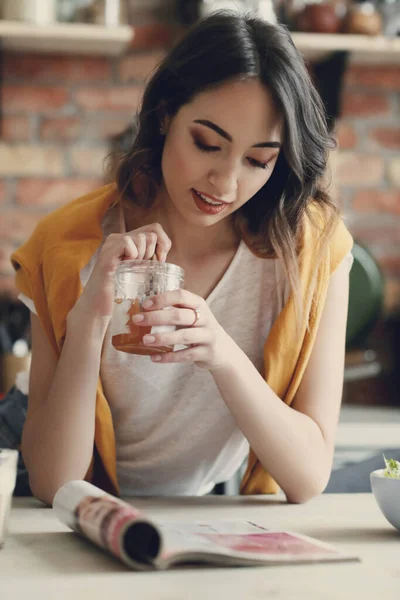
193;119;282;149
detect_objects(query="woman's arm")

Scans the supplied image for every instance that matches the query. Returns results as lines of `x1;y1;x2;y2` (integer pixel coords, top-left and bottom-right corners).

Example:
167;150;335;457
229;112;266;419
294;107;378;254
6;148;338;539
210;258;350;503
22;312;106;505
22;223;172;506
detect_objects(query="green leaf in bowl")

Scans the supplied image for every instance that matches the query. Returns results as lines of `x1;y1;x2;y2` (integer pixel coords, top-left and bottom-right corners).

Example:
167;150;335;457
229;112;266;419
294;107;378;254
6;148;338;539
383;455;400;479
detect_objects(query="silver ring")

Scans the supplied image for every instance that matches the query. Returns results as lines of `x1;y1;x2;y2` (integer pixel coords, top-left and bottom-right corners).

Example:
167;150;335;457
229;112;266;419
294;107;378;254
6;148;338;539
189;308;200;327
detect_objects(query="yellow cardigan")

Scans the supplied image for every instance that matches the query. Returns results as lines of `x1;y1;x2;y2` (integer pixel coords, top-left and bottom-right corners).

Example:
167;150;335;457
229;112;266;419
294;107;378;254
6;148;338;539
11;183;353;496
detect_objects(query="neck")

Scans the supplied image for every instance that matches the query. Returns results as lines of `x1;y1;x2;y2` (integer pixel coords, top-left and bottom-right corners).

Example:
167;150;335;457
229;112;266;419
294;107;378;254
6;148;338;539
124;190;240;261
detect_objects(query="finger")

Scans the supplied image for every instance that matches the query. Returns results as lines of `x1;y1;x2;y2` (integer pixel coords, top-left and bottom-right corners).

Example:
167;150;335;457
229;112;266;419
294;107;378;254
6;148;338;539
133;232;147;260
120;235;138;261
143;232;157;260
145;223;172;261
102;233;137;260
142;289;199;311
133;307;203;328
156;238;172;262
143;325;212;349
96;234;138;279
128;223;172;262
151;347;202;364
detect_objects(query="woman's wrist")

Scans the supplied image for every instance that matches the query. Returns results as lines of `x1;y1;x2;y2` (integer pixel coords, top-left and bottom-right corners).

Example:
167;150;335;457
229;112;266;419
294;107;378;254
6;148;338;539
208;331;240;376
67;304;110;344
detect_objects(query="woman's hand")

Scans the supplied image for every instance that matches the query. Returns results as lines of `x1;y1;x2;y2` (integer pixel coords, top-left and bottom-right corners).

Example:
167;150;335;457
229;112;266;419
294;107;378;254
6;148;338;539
70;223;172;325
132;289;233;371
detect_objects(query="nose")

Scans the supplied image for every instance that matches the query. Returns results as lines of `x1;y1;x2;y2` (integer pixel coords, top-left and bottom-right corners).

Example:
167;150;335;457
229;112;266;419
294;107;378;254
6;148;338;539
208;161;238;201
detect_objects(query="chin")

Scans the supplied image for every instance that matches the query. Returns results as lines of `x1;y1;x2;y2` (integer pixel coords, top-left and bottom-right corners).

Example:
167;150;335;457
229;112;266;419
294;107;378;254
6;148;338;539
190;209;228;225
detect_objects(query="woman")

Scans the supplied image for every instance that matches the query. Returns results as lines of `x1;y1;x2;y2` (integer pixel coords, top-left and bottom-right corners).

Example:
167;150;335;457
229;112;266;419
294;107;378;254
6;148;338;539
11;11;353;505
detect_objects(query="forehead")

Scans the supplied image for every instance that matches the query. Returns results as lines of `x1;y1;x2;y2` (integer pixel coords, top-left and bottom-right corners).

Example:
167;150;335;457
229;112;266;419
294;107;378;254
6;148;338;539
179;78;283;142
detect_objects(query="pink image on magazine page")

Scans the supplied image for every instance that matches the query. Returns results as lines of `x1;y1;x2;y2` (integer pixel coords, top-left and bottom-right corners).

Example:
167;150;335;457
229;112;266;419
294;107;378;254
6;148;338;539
157;521;359;568
200;532;337;556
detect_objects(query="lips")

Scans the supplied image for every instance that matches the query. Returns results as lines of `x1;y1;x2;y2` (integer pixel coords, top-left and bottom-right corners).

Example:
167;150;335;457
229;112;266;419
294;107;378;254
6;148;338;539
191;189;229;215
196;189;225;204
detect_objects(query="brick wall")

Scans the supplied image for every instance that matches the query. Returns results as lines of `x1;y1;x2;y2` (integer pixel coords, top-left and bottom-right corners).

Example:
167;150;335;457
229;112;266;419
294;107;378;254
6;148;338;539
0;27;175;297
335;65;400;316
0;18;399;317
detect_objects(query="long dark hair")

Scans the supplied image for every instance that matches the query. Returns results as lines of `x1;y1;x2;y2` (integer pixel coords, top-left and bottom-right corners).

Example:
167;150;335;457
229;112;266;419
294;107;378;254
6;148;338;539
115;11;338;317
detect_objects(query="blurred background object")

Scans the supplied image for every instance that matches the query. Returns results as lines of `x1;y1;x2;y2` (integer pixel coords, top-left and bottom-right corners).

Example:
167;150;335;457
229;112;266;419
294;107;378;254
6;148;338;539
176;0;247;24
344;242;384;385
57;0;127;26
343;0;383;35
176;0;277;24
294;1;344;33
0;1;128;27
378;0;400;36
1;0;57;25
0;297;31;398
346;243;384;350
278;0;400;35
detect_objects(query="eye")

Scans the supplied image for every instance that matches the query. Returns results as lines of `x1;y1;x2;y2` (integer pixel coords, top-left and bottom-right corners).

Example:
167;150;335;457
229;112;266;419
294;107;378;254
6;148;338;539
247;157;270;170
193;137;220;153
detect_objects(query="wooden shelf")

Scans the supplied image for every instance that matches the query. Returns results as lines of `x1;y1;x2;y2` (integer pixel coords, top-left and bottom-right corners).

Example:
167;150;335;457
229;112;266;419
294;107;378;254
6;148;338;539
0;20;134;56
291;33;400;65
0;21;398;64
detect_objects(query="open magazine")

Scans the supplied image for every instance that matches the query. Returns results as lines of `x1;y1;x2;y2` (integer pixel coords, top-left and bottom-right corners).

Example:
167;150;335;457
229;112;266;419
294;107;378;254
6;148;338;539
53;480;358;570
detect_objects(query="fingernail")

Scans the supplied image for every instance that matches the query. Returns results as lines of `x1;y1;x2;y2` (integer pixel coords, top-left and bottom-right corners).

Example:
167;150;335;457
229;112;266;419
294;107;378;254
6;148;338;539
132;314;144;322
152;355;161;362
143;335;155;344
142;299;153;309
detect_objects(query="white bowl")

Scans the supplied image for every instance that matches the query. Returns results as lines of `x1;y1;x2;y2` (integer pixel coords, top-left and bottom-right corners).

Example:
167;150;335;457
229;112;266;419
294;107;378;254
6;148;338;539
370;469;400;532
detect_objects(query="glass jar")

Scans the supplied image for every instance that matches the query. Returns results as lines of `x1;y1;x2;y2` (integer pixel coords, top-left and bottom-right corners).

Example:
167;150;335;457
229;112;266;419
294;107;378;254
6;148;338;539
111;260;185;356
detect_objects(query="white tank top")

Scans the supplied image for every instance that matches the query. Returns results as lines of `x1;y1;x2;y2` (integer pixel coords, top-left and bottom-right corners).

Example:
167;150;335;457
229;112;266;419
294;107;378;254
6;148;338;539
20;205;352;496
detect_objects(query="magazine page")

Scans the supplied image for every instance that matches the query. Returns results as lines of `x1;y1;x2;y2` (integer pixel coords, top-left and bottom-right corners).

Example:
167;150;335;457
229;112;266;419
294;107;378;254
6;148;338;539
156;521;359;568
53;480;163;571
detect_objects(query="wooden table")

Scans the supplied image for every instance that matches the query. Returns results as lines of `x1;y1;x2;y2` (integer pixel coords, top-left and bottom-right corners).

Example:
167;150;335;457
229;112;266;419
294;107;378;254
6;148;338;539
1;494;400;600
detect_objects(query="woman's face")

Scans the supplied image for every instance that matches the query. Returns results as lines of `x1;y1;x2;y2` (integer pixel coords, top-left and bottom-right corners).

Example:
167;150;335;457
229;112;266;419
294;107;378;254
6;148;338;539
160;77;283;228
